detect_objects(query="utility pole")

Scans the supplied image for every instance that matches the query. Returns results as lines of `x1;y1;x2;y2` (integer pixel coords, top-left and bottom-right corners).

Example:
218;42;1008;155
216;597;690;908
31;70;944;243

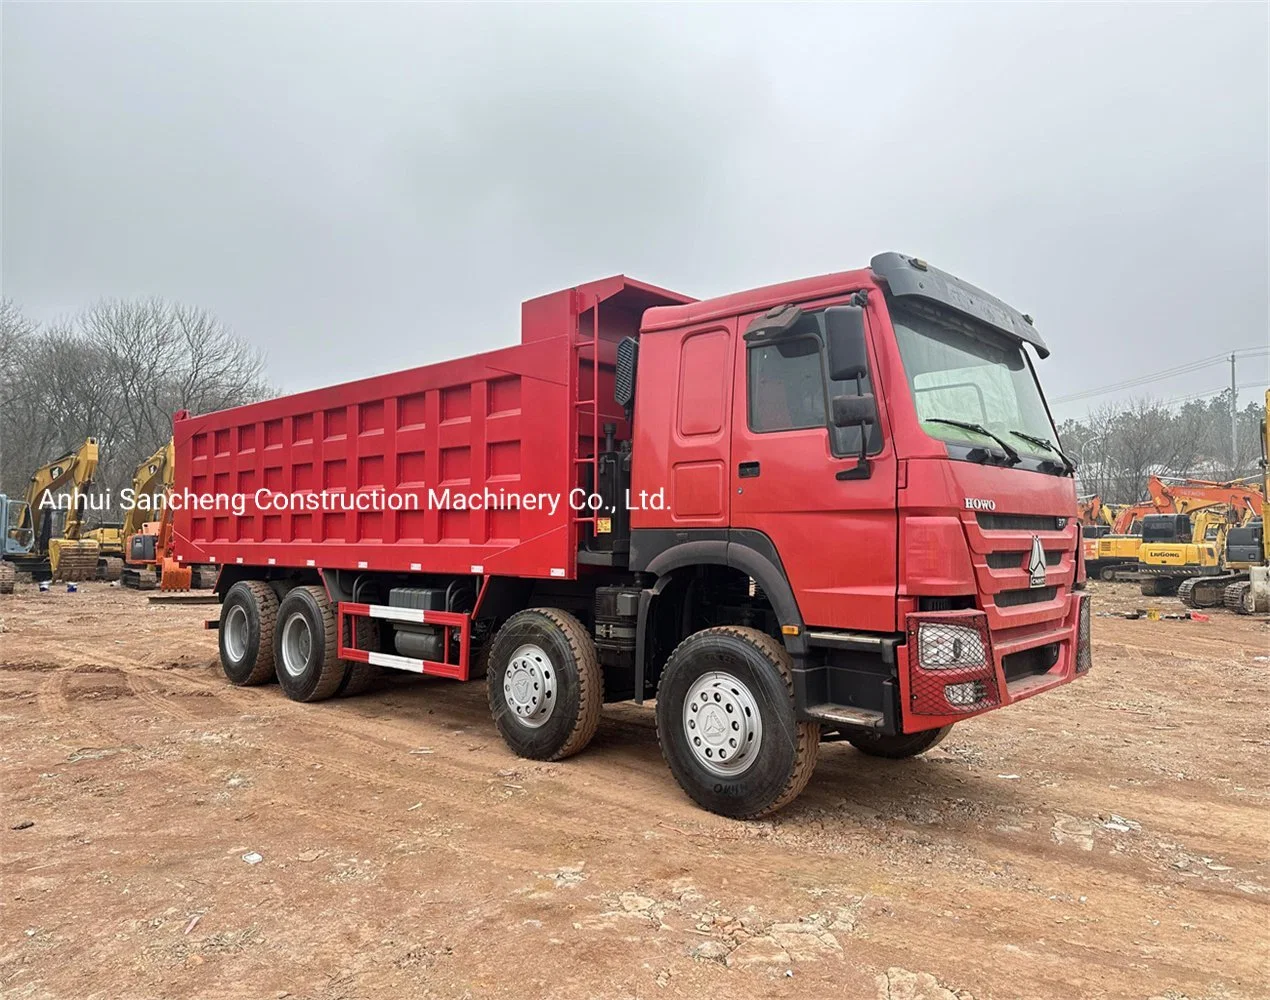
1230;352;1238;474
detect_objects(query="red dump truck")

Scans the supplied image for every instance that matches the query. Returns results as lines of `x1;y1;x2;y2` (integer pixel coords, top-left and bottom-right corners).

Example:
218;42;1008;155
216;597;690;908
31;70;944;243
173;253;1091;818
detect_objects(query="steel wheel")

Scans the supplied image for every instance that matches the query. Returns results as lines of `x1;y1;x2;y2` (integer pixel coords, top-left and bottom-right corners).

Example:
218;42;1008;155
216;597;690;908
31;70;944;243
223;604;249;663
502;643;556;728
682;671;764;777
281;612;313;679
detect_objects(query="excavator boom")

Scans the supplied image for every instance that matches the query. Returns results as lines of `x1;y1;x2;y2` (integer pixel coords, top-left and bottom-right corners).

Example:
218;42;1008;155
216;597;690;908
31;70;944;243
120;440;175;539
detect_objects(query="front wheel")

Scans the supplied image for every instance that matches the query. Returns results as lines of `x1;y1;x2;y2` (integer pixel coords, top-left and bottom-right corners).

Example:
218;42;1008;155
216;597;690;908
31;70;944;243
847;725;952;759
487;608;603;761
655;627;819;819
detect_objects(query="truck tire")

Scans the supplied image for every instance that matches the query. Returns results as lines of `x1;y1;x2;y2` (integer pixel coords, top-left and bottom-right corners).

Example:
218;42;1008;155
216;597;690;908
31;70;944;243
193;565;219;590
847;725;952;759
274;585;343;703
655;626;819;819
487;608;603;761
0;561;15;594
219;580;278;686
337;617;382;697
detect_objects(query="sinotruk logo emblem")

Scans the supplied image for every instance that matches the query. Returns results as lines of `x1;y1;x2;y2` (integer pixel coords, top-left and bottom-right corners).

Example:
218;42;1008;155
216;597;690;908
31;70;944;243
1027;536;1047;588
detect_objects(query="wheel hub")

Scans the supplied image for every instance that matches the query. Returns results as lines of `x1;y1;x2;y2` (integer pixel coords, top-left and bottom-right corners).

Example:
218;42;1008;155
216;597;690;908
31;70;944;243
224;605;249;663
281;612;312;678
683;671;763;777
503;643;556;728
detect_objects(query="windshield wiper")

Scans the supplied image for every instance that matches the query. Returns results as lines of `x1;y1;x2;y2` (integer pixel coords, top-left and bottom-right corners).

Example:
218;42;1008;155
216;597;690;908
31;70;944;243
1008;430;1076;475
925;418;1021;466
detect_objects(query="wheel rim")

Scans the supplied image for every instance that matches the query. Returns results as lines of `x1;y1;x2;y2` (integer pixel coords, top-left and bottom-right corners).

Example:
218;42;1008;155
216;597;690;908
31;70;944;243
281;612;313;678
683;671;763;777
503;643;556;728
224;605;249;663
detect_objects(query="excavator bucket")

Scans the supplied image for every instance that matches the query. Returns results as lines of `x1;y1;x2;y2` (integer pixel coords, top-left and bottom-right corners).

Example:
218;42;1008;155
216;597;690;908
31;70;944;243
159;557;192;591
49;539;101;582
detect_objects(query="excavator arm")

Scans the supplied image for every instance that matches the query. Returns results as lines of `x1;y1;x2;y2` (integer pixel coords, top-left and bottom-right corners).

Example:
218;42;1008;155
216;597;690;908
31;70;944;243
120;439;175;539
1148;476;1263;519
22;438;99;552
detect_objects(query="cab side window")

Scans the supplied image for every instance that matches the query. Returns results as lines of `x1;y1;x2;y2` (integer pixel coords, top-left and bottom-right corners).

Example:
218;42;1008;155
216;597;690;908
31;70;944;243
748;336;825;433
745;313;880;457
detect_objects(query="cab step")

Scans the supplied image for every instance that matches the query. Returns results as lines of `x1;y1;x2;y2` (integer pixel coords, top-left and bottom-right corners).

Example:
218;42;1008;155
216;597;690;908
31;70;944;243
805;704;885;729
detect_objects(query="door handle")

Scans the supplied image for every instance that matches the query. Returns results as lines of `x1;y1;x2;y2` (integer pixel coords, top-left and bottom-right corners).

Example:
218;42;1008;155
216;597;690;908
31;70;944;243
738;462;761;479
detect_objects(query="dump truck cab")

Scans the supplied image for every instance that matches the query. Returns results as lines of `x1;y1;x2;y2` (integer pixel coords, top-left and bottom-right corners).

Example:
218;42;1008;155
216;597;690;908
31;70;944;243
626;253;1088;740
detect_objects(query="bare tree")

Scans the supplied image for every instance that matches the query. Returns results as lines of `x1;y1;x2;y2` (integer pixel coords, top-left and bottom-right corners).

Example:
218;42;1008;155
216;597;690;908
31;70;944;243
0;298;271;511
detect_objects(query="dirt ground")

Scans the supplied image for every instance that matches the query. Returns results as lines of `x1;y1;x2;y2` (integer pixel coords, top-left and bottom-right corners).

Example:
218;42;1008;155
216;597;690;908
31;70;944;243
1;581;1266;1000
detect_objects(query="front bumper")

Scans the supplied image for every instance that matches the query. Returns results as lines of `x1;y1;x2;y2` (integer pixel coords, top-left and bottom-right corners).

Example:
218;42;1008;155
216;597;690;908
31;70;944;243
897;592;1091;733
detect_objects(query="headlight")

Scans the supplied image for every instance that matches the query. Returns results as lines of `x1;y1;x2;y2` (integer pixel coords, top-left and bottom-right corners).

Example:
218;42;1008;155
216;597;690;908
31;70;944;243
918;623;986;669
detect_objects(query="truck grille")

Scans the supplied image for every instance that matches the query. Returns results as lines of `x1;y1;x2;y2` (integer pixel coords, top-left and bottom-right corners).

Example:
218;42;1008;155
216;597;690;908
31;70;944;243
986;550;1063;570
995;586;1058;608
976;513;1065;532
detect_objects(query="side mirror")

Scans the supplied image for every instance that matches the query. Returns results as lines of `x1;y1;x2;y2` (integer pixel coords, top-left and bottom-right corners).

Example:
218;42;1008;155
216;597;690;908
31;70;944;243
824;305;869;382
830;393;877;429
830;391;877;482
614;337;639;410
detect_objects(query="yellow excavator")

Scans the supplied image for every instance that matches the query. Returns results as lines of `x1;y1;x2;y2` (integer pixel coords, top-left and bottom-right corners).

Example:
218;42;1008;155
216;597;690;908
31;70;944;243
1138;480;1264;602
0;438;104;590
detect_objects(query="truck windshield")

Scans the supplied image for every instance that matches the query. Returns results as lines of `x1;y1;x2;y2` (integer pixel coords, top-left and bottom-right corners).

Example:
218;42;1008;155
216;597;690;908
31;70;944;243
890;302;1059;462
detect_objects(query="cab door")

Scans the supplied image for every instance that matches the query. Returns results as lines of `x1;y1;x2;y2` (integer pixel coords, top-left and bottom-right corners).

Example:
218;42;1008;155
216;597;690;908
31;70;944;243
730;306;899;632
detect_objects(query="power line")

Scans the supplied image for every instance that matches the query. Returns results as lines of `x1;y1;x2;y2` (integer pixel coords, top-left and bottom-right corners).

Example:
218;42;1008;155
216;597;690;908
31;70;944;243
1052;345;1269;404
1158;380;1267;406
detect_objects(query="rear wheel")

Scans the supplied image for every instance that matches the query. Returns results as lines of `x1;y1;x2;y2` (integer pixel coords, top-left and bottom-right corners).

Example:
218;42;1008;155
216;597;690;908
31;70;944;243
219;580;278;685
337;616;382;697
655;627;819;819
274;585;343;702
847;725;952;759
487;608;602;761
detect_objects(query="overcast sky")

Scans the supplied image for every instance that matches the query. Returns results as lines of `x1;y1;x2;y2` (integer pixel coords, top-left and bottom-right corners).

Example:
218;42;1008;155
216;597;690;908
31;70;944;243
4;3;1267;417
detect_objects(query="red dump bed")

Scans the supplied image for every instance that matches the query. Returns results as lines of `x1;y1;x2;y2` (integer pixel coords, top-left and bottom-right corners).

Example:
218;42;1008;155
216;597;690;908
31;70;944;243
171;277;693;580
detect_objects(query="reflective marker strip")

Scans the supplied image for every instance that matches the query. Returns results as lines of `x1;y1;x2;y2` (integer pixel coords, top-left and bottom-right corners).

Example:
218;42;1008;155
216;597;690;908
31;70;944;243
410;563;422;571
367;650;425;674
208;556;215;563
470;564;483;574
365;605;430;624
236;557;244;564
176;555;184;562
550;567;565;578
342;646;437;676
306;559;316;567
267;558;276;565
358;561;368;569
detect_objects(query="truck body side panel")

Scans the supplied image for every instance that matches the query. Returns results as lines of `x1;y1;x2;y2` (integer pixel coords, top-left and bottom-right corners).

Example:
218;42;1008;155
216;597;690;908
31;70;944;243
172;278;693;579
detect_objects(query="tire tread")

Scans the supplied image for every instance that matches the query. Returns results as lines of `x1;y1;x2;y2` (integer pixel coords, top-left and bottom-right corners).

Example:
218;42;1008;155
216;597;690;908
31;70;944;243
338;617;382;697
237;580;278;685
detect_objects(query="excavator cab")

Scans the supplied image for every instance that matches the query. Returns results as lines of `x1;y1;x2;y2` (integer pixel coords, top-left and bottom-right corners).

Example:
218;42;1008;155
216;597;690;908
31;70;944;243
2;498;34;555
